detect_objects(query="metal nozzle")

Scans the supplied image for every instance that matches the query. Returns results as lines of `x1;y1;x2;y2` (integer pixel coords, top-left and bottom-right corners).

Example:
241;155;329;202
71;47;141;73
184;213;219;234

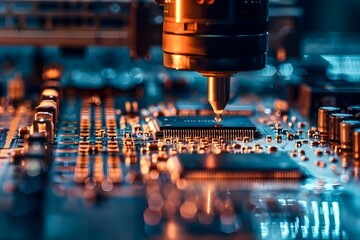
207;76;230;116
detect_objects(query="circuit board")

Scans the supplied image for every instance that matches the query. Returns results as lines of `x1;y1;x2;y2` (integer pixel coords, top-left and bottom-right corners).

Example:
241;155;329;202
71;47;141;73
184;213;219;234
1;61;360;240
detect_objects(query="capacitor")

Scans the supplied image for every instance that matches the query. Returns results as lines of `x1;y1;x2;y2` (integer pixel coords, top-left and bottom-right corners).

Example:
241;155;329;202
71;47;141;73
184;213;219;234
42;63;62;81
41;89;59;107
340;120;360;151
25;132;50;163
42;81;62;101
347;105;360;115
318;106;340;140
35;100;58;126
33;112;55;141
354;128;360;159
329;113;353;144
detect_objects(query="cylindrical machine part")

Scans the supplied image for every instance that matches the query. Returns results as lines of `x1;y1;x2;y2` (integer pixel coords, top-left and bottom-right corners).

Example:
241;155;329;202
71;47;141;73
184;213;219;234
207;76;230;114
354;128;360;159
318;106;340;139
161;0;269;74
347;105;360;115
329;113;353;143
340;120;360;151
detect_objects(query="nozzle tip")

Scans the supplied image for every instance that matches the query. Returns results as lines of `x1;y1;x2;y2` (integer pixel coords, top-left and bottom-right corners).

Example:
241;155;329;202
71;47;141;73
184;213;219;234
214;109;224;115
214;114;223;123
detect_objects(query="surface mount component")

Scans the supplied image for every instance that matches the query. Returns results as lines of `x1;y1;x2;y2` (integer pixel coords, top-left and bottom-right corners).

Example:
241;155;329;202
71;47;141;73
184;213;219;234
150;116;260;140
178;152;303;179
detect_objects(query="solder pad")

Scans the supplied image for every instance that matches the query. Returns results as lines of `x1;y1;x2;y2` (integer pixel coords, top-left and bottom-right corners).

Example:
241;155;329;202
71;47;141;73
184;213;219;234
153;116;260;140
179;152;303;179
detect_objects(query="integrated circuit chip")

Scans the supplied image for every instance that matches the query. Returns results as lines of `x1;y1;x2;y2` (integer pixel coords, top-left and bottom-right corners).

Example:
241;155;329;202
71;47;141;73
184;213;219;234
178;152;303;179
176;101;254;116
150;116;260;140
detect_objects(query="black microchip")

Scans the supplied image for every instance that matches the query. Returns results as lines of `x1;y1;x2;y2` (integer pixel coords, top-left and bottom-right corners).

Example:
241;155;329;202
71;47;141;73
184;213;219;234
179;152;303;179
154;116;260;140
176;101;254;116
